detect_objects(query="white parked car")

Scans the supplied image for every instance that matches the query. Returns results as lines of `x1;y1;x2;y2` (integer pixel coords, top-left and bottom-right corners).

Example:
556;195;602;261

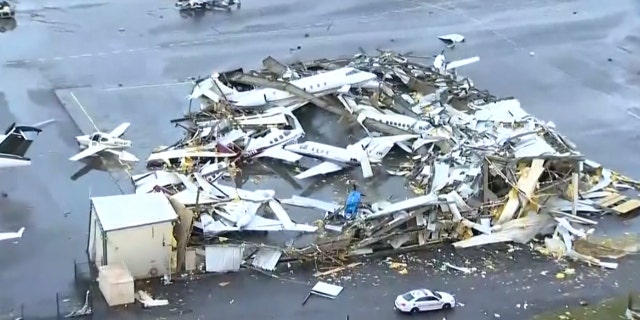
394;289;456;314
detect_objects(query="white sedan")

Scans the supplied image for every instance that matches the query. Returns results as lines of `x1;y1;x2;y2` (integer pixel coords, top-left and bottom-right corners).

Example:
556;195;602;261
394;289;456;314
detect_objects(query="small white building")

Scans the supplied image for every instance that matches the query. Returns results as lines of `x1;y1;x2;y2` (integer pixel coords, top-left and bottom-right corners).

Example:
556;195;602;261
87;193;178;280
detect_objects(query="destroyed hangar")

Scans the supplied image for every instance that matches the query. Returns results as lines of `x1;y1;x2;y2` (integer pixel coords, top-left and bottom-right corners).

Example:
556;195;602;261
70;44;640;309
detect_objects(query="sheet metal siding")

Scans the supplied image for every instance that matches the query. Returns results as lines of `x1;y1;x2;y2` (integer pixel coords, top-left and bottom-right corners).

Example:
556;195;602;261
205;245;244;273
105;221;173;279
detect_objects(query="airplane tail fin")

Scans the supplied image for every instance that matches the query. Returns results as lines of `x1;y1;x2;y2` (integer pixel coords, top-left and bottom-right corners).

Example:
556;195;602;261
0;119;55;157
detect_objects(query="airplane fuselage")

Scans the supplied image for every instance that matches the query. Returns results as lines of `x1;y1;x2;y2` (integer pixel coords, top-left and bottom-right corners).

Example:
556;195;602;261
243;128;304;158
358;112;431;136
285;142;360;165
77;135;132;152
228;67;377;108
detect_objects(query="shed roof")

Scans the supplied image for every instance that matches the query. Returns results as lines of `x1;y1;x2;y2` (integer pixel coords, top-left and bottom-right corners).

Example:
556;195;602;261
91;193;178;232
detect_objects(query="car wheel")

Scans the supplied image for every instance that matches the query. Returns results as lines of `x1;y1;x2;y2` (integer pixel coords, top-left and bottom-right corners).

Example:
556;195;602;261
410;308;419;314
442;303;451;309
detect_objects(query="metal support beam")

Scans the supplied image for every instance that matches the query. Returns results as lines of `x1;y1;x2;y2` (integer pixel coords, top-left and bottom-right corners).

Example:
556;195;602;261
571;160;581;215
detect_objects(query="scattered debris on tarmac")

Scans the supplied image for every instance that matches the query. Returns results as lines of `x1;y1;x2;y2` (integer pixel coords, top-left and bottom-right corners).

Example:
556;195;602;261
102;40;640;284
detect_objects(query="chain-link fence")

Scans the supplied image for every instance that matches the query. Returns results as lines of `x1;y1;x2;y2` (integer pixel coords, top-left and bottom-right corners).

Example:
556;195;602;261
0;259;95;319
0;291;91;319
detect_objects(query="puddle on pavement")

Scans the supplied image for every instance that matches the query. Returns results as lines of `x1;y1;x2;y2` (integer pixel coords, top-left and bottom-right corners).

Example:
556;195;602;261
0;18;17;33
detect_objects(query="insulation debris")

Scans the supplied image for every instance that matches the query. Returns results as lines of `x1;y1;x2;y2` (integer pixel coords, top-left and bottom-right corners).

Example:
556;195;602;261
136;290;169;308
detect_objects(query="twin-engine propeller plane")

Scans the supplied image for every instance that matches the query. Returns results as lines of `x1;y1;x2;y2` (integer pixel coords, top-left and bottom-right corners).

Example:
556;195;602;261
69;122;139;163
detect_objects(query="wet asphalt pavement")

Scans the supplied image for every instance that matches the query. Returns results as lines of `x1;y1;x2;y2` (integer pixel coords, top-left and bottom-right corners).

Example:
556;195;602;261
0;0;639;318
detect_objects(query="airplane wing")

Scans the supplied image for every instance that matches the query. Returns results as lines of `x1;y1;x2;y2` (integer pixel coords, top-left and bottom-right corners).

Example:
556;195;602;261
0;227;25;241
243;216;289;231
359;151;373;179
244;216;317;232
337;84;351;94
69;144;108;161
280;195;342;213
105;149;139;162
446;56;480;70
295;161;347;179
267;200;294;227
108;122;131;138
239;201;317;232
257;146;303;163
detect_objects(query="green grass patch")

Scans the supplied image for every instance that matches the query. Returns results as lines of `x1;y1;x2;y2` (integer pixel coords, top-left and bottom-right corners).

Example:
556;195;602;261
533;295;630;320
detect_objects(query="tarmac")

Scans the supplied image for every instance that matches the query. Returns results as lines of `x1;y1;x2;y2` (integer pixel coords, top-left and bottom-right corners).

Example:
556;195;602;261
94;247;640;320
0;0;639;318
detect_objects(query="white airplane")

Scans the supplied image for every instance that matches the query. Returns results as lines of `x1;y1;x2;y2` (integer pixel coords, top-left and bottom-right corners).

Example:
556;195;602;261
70;122;139;162
284;134;418;179
356;111;433;136
195;199;317;236
355;111;451;150
190;67;379;109
0;119;55;169
433;51;480;75
240;110;306;163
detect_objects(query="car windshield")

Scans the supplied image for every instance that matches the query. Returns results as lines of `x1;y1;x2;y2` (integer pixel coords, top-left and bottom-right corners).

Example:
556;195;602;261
402;293;415;301
432;292;442;300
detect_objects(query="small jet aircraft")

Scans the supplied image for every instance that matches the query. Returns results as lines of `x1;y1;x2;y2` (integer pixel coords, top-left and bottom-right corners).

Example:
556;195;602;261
69;122;139;162
190;67;379;109
284;134;418;179
356;111;433;137
239;109;306;163
433;50;480;76
0;119;55;169
355;111;452;150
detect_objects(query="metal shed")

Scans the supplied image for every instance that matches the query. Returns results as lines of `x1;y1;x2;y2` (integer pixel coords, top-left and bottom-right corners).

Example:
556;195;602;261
87;193;178;279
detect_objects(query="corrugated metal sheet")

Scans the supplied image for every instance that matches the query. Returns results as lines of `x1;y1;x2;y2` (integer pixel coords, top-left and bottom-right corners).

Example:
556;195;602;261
251;248;282;271
205;245;243;273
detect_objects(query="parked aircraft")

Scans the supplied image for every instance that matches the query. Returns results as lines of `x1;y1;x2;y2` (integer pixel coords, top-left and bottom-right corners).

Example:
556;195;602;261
190;67;378;109
356;111;433;136
0;119;55;169
70;122;139;162
355;111;451;150
284;134;418;179
240;110;306;163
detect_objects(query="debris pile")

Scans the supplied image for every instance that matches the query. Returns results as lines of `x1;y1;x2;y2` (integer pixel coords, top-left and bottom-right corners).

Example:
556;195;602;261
175;0;241;15
130;46;640;274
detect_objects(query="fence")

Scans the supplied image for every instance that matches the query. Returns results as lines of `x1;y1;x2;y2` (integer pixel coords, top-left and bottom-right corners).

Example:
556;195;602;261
0;259;95;319
0;291;92;319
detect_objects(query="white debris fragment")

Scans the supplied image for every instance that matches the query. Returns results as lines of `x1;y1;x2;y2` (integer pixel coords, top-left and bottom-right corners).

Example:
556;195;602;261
136;290;168;308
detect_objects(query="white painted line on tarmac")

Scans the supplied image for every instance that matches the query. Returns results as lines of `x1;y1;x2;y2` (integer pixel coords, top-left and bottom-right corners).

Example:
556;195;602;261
104;81;192;92
69;91;99;132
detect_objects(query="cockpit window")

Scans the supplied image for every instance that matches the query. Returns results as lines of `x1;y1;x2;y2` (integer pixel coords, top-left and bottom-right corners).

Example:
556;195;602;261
91;134;101;142
345;69;359;76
